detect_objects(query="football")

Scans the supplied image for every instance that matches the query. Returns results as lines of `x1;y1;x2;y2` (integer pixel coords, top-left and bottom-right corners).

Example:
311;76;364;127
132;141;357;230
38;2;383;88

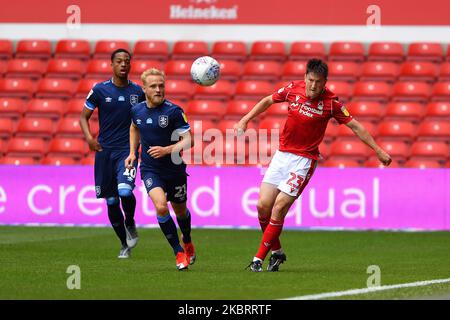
190;56;221;86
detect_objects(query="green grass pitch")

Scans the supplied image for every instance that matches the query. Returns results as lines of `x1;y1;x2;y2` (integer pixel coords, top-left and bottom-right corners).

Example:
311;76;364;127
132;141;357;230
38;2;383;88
1;226;450;300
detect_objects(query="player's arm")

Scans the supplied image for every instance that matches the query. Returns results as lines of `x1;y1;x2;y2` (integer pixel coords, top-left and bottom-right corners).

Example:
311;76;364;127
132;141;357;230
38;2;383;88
80;107;102;151
235;95;274;134
125;122;140;169
346;119;392;166
148;130;193;159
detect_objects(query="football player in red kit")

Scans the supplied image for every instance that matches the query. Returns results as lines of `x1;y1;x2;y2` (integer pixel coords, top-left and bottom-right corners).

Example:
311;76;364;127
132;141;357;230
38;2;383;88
235;59;392;272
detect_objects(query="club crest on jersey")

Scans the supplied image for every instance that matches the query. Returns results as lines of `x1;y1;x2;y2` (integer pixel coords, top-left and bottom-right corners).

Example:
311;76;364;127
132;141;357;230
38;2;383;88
130;95;139;106
317;100;324;110
145;178;153;188
159;115;169;128
95;186;101;196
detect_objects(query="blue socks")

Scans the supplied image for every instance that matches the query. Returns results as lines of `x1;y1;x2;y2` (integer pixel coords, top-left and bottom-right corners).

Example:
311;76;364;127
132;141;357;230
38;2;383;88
176;209;192;244
157;213;183;255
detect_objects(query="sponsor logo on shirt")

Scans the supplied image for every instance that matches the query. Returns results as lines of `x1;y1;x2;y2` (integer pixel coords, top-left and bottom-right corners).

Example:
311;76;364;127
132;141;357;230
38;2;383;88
341;106;350;117
146;118;153;124
118;96;125;101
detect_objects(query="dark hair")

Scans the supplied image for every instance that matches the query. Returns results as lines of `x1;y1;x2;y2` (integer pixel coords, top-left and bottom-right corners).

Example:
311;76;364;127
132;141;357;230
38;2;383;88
111;48;132;62
306;58;328;79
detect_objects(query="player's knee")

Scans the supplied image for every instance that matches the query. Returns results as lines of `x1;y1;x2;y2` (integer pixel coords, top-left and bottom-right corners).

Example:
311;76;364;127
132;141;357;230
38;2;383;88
118;188;133;198
256;201;271;216
155;204;169;216
106;197;119;206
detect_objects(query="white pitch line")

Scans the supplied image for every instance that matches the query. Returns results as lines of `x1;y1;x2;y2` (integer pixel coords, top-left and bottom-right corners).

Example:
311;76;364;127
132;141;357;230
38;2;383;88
284;278;450;300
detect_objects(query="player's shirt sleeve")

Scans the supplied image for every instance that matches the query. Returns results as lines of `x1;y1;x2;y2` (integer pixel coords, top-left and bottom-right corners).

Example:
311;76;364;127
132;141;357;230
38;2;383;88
84;85;101;110
331;99;353;125
272;82;294;103
172;107;190;134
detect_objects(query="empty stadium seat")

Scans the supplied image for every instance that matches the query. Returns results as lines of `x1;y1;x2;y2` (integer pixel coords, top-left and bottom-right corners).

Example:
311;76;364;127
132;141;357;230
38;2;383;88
46;59;86;80
249;41;286;61
0;39;13;60
54;39;91;61
392;81;431;103
258;117;286;134
398;61;438;83
15;40;52;60
328;42;365;62
234;80;273;100
80;155;95;165
165;79;194;101
439;62;450;81
424;102;450;120
193;80;234;101
85;59;112;78
47;138;87;159
16;117;54;139
410;141;449;161
164;60;192;80
75;78;104;98
265;102;289;117
326;81;352;102
407;42;444;63
185;100;225;119
218;60;242;82
281;60;307;81
65;98;89;117
336;121;377;138
172;41;208;60
384;102;424;123
352;81;391;103
404;158;443;168
324;123;338;143
375;140;410;162
417;120;450;141
5;59;47;79
0;98;25;120
130;60;164;78
41;155;77;165
211;41;247;62
0;155;36;165
25;99;66;120
36;78;76;99
224;100;255;119
0;59;6;75
55;117;91;138
93;40;130;59
190;119;216;134
359;61;399;82
346;101;384;122
0;118;14;138
7;137;47;158
0;78;35;99
367;42;404;62
364;157;400;168
431;82;450;101
328;61;360;82
133;40;169;61
324;158;360;168
377;120;417;143
242;61;281;81
289;42;326;61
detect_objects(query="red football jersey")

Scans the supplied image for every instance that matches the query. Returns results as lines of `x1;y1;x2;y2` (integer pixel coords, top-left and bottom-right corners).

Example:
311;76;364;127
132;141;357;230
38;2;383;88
271;80;352;160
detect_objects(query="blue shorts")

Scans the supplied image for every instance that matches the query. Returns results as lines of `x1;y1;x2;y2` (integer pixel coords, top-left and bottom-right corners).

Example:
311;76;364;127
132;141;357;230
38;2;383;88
141;170;187;203
94;148;138;198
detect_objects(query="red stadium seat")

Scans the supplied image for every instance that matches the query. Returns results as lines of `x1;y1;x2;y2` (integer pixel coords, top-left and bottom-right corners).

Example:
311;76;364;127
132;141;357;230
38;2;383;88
289;42;326;61
133;40;169;61
185;100;225;119
41;155;77;165
364;157;400;168
352;81;391;103
375;140;410;163
330;139;370;161
410;141;449;161
398;61;438;83
54;39;91;61
258;117;286;134
36;78;76;100
377;120;417;143
325;81;352;102
193;80;234;101
431;82;450;101
130;60;164;78
190;119;216;134
85;59;112;78
5;59;47;79
0;39;13;60
424;102;450;120
439;62;450;81
47;138;87;159
324;158;360;168
0;98;25;120
337;121;377;139
211;41;247;62
25;99;66;120
391;81;431;103
265;102;289;118
165;79;194;101
0;78;36;99
346;101;384;122
324;122;338;143
359;62;399;83
0;155;37;165
417;120;450;141
249;41;286;61
217;119;257;134
172;41;208;60
242;61;282;81
404;158;443;168
281;60;307;81
55;117;90;138
93;40;130;59
0;118;14;138
447;44;450;62
7;137;47;158
66;98;89;117
75;78;103;98
16;117;54;139
234;80;273;100
164;60;192;80
367;42;404;62
15;40;52;60
407;42;444;63
225;100;255;119
0;59;7;75
46;59;86;80
218;60;242;82
329;42;365;62
80;155;95;165
328;61;360;82
384;102;424;123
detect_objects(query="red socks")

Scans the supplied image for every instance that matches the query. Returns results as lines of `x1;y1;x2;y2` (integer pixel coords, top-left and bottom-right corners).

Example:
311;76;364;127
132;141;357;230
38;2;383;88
258;217;281;251
255;219;284;260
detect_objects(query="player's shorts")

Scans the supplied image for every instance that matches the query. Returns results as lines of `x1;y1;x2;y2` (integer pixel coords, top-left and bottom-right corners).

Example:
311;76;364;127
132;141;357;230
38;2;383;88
141;170;187;203
94;148;138;198
262;150;318;197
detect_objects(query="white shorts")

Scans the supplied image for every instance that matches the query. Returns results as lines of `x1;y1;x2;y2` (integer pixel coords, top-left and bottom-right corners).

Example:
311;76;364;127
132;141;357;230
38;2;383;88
262;150;318;197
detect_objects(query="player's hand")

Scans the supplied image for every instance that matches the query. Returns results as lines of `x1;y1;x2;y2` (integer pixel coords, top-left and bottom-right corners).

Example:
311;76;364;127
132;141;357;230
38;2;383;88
124;154;136;169
377;149;392;166
148;146;170;159
234;120;248;136
87;138;102;152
